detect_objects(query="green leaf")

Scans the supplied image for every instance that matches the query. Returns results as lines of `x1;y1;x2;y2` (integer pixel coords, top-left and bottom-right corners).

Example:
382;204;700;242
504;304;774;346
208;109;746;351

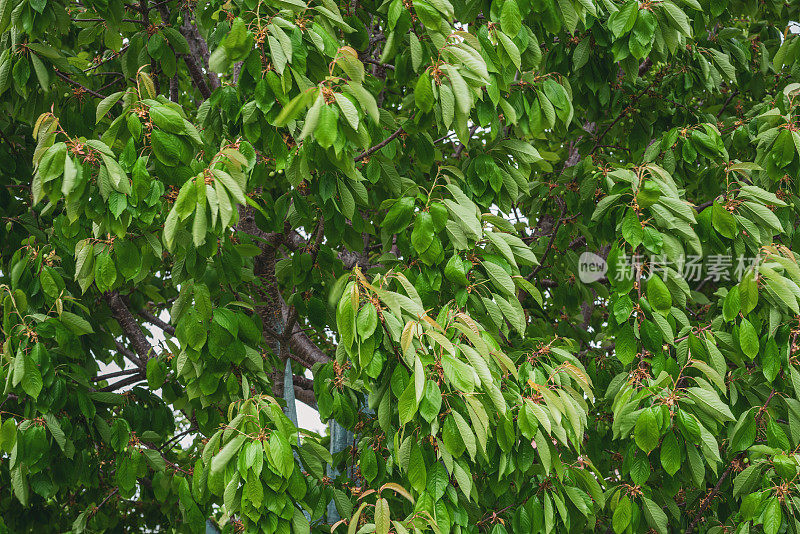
398;381;418;425
608;1;638;37
634;408;659;453
415;72;435;113
150;130;182;166
500;0;521;36
661;1;692;36
94;251;117;293
712;202;737;238
739;318;759;359
642;496;668;534
660;431;681;476
613;495;632;534
383;197;416;233
60;311;94;335
722;286;740;322
686;387;735;422
407;443;426;492
268;431;293;478
146;358;167;389
275;91;311;126
315;103;338;148
11;466;29;506
149;105;186;134
0;418;17;452
43;413;67;454
21;351;42;399
763;497;782;534
96;91;125;123
621;209;643;248
496;31;520;70
110;418;131;452
210;434;245;478
452;409;476;460
646;275;672;313
411;211;435;254
335;93;359;130
375;498;390;534
483;260;515;297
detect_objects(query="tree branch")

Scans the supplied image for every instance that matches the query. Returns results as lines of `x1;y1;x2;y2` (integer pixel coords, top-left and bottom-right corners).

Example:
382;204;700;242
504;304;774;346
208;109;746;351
0;128;19;156
283;216;325;340
294;385;317;408
113;338;144;369
361;58;395;70
100;372;146;391
685;388;777;534
53;70;107;99
180;11;219;91
355;114;415;162
105;291;157;366
92;368;142;382
281;297;331;367
155;3;213;99
138;309;176;336
528;201;569;280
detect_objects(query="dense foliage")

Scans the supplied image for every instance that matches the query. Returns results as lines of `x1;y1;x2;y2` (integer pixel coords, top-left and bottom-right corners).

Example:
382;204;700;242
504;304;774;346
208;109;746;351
5;0;800;532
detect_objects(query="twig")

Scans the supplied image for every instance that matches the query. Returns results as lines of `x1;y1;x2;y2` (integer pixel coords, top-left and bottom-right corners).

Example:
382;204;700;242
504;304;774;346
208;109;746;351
113;338;144;369
361;58;395;70
716;90;739;118
89;487;120;519
0;128;19;156
159;425;198;451
83;45;130;73
354;114;415;162
591;79;659;154
694;200;714;212
53;70;107;99
454;124;479;158
529;201;569;279
155;2;212;100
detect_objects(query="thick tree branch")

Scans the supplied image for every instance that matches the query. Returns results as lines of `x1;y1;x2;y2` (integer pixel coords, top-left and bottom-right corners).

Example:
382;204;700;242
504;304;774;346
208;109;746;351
181;12;219;91
105;291;157;366
138;309;176;336
294;385;317;408
155;3;213;99
280;296;331;367
100;372;146;391
283;216;325;340
92;368;142;382
112;338;145;368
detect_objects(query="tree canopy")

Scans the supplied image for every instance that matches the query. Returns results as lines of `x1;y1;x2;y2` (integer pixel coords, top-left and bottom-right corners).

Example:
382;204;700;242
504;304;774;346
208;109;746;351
4;0;800;532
